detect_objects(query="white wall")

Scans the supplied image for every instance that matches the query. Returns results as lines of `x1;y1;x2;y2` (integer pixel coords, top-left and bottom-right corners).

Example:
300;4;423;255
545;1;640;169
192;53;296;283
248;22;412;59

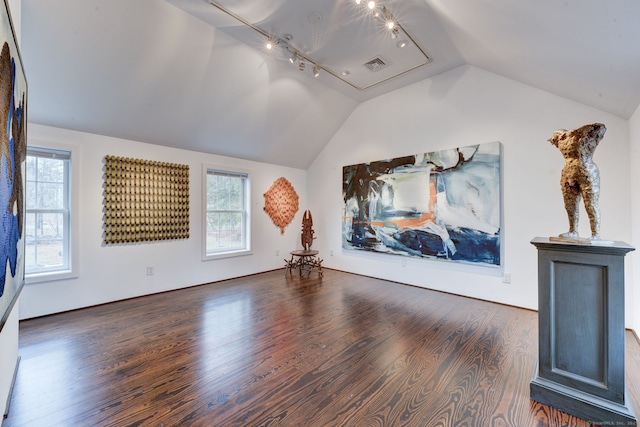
308;65;634;326
19;124;307;319
629;104;640;334
0;299;19;418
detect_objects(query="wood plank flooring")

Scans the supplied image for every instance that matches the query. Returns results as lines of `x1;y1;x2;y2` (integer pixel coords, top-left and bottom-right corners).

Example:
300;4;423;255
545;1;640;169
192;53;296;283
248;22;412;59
4;269;639;426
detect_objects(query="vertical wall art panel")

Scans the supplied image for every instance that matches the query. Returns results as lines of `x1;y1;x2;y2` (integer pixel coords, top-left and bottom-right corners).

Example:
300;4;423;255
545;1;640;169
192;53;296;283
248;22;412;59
263;177;299;234
103;156;189;244
0;0;26;332
342;142;501;266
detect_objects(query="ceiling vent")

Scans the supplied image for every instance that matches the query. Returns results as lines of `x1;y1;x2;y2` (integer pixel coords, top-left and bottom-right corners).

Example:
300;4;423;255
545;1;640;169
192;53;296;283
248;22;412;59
364;56;388;72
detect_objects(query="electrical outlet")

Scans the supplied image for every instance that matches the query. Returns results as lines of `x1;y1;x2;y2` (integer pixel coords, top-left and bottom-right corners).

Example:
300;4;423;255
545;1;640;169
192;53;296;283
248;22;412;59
275;249;279;257
502;272;511;283
146;265;155;276
330;249;334;256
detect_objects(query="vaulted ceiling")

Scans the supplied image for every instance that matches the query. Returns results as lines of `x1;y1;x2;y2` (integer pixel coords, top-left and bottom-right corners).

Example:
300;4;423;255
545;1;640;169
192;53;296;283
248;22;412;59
21;0;640;169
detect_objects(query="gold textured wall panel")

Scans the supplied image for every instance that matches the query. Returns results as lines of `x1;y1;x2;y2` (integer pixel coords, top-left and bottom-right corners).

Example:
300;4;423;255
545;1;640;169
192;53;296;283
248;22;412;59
103;156;190;244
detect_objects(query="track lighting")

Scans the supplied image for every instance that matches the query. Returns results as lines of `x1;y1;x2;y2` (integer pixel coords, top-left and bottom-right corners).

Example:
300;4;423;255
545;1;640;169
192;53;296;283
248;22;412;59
383;7;396;32
207;0;431;91
287;46;320;78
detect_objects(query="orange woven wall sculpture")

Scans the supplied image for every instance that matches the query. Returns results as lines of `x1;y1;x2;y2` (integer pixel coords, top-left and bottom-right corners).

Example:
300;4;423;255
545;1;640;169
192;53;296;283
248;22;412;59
263;177;299;234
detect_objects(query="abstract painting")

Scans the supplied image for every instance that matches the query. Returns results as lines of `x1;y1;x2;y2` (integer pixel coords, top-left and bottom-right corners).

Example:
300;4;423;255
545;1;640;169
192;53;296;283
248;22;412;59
342;142;501;266
0;0;27;332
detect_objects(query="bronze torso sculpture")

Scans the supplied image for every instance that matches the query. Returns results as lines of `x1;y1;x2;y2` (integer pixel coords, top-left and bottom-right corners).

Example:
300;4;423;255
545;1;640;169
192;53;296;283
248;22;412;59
548;123;606;240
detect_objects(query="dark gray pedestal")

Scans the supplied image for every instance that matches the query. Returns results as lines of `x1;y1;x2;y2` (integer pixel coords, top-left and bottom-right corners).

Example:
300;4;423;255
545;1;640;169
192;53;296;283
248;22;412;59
530;237;637;425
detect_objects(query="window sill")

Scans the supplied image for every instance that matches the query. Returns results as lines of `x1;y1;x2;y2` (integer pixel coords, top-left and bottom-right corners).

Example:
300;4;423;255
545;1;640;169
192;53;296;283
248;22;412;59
203;249;252;261
26;270;78;284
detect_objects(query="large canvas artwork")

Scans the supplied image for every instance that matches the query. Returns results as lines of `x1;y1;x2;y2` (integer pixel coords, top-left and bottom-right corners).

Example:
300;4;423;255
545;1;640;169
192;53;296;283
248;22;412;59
0;0;27;332
342;142;501;266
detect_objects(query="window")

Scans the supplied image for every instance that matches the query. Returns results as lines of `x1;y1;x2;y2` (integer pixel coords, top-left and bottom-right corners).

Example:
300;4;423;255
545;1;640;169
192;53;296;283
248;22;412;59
203;167;251;259
25;145;77;281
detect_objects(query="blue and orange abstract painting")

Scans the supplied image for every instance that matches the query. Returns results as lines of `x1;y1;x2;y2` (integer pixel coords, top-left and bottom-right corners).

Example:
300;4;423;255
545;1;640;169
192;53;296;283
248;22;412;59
342;142;501;266
0;0;26;331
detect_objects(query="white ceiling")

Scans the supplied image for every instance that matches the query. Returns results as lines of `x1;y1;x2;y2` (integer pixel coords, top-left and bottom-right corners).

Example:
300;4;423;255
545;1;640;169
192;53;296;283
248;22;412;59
20;0;640;169
165;0;456;96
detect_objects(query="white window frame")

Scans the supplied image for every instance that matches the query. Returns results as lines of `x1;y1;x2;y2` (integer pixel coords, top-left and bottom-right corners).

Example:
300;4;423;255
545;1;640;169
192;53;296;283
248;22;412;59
202;164;251;260
25;141;79;284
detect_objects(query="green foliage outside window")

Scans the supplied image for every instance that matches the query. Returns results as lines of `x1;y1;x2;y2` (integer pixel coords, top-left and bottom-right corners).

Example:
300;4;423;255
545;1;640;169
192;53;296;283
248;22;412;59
206;171;248;253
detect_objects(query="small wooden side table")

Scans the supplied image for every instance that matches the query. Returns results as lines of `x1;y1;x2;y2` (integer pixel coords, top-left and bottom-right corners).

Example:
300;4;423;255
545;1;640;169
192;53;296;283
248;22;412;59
285;250;323;277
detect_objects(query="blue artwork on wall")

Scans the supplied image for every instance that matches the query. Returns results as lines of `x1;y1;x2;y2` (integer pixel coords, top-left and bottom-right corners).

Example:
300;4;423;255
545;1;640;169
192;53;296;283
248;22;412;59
342;141;501;266
0;0;26;332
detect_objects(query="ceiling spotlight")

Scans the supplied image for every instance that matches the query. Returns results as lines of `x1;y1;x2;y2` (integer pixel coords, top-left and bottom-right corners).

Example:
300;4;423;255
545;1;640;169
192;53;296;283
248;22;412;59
396;39;408;48
266;39;279;50
391;27;399;39
289;51;298;64
356;0;362;4
299;59;305;71
313;65;320;78
368;1;375;10
383;7;395;30
341;70;351;76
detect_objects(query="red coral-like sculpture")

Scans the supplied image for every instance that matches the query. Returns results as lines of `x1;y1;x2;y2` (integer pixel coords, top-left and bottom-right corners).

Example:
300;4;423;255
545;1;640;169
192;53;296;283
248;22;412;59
263;177;299;234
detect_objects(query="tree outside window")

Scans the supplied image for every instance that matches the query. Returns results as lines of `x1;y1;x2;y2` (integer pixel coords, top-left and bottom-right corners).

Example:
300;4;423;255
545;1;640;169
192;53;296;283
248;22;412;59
205;169;249;256
25;147;71;274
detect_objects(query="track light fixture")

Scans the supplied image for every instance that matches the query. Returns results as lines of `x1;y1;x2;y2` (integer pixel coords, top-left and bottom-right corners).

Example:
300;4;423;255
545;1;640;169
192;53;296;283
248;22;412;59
382;6;396;33
356;1;402;39
286;45;320;78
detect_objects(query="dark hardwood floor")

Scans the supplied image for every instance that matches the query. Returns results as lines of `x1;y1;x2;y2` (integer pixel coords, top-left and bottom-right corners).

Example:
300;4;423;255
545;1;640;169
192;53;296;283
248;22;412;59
3;269;639;426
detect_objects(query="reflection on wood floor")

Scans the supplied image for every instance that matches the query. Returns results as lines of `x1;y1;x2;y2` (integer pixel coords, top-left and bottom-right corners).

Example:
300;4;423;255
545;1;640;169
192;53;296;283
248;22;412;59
4;269;640;426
